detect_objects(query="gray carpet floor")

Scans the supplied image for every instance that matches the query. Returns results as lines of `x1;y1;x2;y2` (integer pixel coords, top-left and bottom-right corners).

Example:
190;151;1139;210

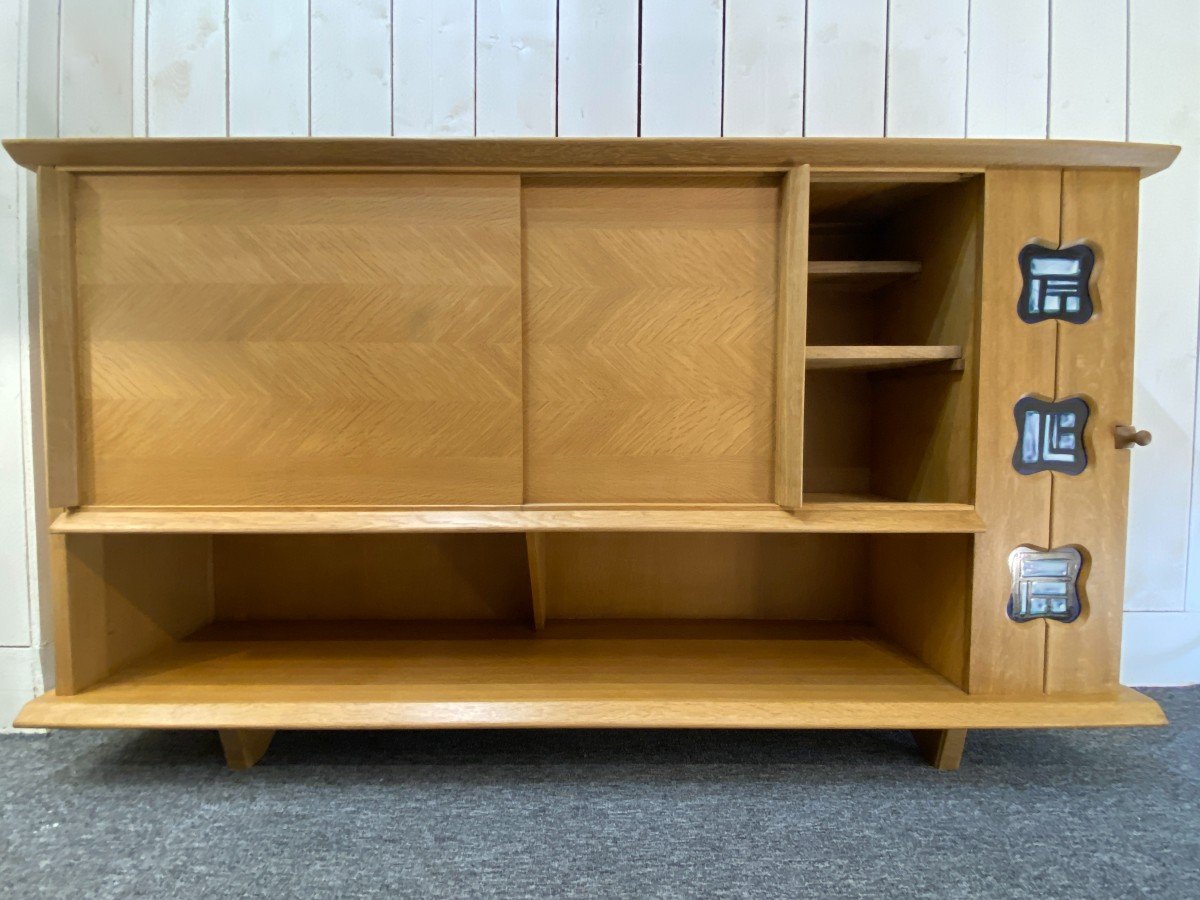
0;687;1196;898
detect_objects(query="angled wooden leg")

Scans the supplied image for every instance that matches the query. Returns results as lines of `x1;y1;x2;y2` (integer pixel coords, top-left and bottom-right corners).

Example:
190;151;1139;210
219;729;276;770
911;729;967;771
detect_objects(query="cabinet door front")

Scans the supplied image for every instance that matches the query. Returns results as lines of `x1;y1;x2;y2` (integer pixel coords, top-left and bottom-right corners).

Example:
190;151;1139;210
522;175;781;503
74;173;524;506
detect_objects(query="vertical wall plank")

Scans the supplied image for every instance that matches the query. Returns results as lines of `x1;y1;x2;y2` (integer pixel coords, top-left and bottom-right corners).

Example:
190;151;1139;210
230;0;308;136
557;0;638;137
966;0;1049;138
0;0;29;648
1048;0;1126;140
640;0;724;137
723;0;805;137
394;0;475;136
1128;0;1200;614
132;0;148;135
59;0;134;136
886;0;968;138
311;0;392;136
148;0;227;137
804;0;886;136
25;0;59;138
476;0;557;136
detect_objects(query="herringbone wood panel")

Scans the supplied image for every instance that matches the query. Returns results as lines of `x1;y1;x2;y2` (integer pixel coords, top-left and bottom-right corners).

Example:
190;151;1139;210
523;175;780;502
74;173;523;506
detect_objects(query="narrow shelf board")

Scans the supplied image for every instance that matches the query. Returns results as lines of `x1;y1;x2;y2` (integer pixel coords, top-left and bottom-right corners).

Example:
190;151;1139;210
49;503;985;534
808;260;922;291
15;621;1165;731
806;345;963;371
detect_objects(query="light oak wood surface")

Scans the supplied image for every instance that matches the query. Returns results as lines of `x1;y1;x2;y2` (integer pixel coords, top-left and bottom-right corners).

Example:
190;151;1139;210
73;172;524;506
522;175;779;502
805;345;963;370
219;729;275;770
967;169;1062;694
774;166;809;509
1046;169;1141;693
3;137;1179;175
49;503;987;534
15;621;1166;730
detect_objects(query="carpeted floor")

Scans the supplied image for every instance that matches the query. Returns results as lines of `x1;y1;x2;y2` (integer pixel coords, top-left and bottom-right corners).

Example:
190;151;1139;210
0;687;1196;898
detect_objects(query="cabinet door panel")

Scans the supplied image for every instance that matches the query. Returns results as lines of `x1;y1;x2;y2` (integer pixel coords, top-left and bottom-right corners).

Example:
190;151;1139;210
74;173;523;506
523;175;780;503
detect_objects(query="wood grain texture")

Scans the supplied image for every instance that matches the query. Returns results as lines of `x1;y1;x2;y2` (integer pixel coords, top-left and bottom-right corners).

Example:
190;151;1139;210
523;175;779;502
805;345;962;370
911;728;967;770
219;728;275;770
211;534;532;621
775;166;809;509
537;532;869;621
1045;169;1140;693
526;533;548;629
870;534;971;688
14;621;1165;730
3;138;1178;175
968;168;1060;694
72;172;523;506
49;503;987;534
53;533;213;694
37;168;81;507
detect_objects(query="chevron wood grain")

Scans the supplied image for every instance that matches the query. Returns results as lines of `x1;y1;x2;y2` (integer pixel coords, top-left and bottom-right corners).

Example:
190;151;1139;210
73;173;524;506
522;175;780;502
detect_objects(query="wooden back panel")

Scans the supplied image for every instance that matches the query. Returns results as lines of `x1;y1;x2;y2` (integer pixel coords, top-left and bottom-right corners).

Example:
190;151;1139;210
73;173;524;506
539;532;868;621
522;175;780;502
212;534;532;620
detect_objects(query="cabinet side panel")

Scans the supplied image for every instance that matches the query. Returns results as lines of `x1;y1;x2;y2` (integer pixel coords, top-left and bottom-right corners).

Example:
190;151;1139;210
523;175;780;503
54;533;213;694
968;168;1060;694
1046;168;1140;692
774;166;809;509
37;168;81;507
73;173;524;506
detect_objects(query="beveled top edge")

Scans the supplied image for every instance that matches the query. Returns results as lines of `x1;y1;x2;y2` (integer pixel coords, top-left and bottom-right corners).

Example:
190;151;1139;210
1;136;1180;176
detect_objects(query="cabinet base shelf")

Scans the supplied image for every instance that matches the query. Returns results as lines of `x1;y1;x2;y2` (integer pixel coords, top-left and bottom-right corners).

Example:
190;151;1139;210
16;621;1164;731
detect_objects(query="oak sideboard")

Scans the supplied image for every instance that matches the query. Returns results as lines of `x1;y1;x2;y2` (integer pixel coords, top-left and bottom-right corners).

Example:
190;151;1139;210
3;137;1177;770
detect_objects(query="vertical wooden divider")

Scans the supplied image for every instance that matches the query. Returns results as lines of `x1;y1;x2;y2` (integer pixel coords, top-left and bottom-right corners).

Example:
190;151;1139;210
774;165;810;510
1045;169;1141;693
37;167;81;508
968;169;1060;694
526;533;548;630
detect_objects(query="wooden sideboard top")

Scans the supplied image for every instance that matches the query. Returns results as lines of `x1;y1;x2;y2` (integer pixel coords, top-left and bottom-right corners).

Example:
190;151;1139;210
2;136;1179;176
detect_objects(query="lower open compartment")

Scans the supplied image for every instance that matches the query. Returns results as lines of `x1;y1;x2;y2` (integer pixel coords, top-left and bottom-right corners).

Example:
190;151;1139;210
22;532;1162;732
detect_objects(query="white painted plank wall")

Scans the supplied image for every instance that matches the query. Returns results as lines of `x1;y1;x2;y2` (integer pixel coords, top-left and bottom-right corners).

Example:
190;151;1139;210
723;0;805;137
558;0;638;137
230;0;309;137
148;1;227;137
2;2;1199;727
394;0;475;136
311;0;392;136
641;0;724;137
476;0;557;136
804;0;887;137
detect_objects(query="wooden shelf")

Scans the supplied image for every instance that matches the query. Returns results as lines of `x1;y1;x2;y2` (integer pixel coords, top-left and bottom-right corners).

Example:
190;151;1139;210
15;621;1165;731
806;345;963;371
808;260;922;291
50;503;985;534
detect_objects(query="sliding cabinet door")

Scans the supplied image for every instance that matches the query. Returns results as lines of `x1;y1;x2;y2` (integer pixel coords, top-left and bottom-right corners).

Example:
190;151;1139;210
72;173;524;506
522;175;782;503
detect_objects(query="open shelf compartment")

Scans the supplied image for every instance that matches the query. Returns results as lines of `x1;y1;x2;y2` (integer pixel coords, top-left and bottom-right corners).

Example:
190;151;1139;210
21;531;1164;731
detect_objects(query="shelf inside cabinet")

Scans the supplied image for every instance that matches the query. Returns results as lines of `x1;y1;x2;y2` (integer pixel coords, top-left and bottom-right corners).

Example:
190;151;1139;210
805;345;963;371
49;503;986;535
808;260;922;291
14;620;1164;731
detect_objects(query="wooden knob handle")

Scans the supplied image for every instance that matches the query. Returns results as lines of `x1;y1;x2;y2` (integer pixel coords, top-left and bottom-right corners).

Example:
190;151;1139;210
1114;425;1152;449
